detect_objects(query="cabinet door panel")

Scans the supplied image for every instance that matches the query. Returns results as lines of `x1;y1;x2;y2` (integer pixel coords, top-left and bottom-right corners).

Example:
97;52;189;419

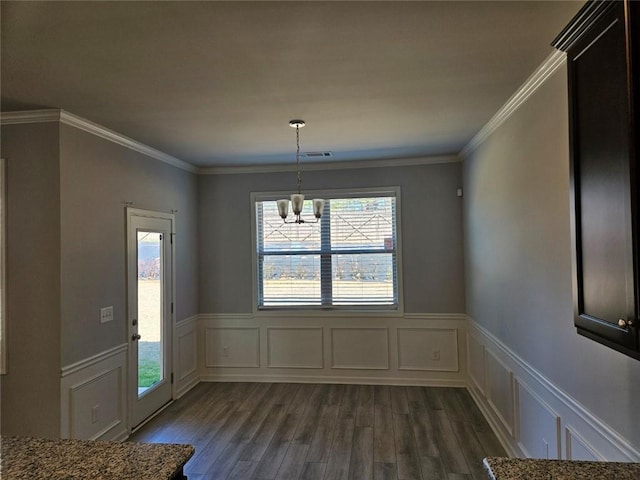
566;2;638;353
574;11;633;325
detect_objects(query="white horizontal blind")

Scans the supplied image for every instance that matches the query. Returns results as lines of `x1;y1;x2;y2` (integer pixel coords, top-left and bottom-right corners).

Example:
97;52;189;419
256;193;398;309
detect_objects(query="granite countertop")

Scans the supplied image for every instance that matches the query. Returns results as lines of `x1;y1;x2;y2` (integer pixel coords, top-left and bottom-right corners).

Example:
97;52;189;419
1;436;194;480
483;456;640;480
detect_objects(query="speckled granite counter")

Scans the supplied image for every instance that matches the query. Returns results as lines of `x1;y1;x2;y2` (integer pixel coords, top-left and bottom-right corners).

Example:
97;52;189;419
1;436;195;479
483;457;640;479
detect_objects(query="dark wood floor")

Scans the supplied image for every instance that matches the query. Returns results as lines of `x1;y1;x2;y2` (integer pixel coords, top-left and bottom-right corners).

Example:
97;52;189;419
129;382;505;480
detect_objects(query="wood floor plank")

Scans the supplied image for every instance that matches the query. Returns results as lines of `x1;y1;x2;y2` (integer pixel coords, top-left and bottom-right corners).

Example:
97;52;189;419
339;384;360;419
289;384;317;416
374;462;398;480
275;444;309;480
420;456;447;480
300;462;327;480
241;402;290;461
331;416;356;455
430;410;470;475
129;383;505;480
474;429;507;458
373;404;395;464
397;454;422;480
424;387;446;411
324;453;351;480
327;384;346;406
325;416;355;480
404;387;425;406
390;387;409;414
393;413;421;480
450;420;490;480
238;382;273;412
452;388;489;429
228;460;258;480
292;402;323;445
349;426;374;480
253;413;301;479
374;385;391;406
307;404;340;462
205;440;250;479
356;385;375;427
408;401;439;457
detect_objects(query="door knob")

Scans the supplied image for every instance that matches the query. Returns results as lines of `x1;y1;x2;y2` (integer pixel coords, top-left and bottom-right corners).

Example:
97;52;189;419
132;333;142;341
618;319;627;328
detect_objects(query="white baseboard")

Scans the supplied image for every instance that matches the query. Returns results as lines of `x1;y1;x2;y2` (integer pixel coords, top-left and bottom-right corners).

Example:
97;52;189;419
199;373;467;387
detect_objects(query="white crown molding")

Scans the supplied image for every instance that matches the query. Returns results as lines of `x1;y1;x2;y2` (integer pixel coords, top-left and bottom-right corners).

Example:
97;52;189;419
1;109;460;175
460;50;567;158
1;109;199;174
198;154;461;175
0;109;62;124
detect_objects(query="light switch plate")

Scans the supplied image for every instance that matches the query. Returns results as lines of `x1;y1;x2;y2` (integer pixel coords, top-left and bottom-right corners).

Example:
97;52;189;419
100;306;114;324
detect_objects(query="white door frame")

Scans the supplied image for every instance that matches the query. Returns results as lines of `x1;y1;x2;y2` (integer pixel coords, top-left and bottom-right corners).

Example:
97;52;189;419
126;207;176;430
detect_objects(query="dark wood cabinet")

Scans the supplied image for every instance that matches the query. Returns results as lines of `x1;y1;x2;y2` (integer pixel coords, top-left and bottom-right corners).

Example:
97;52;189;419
553;0;640;359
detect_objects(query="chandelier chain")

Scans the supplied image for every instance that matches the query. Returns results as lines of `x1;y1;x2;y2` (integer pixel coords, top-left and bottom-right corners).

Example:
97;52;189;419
296;124;302;194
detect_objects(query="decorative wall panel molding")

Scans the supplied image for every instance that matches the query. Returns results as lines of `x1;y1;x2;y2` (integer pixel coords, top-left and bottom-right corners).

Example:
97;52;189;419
566;426;601;461
197;313;467;386
267;327;324;369
205;327;260;368
397;328;458;372
60;344;127;441
467;333;486;394
175;315;199;398
485;349;515;436
331;327;389;370
515;378;561;459
467;318;640;462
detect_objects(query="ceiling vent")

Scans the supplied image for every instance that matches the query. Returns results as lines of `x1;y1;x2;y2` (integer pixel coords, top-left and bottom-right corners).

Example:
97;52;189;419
303;151;333;158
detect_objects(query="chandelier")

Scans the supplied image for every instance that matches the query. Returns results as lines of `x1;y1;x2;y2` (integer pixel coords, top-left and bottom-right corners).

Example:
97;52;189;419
277;120;325;224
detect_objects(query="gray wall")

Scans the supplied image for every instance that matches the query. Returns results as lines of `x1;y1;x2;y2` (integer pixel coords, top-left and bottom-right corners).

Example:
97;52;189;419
0;120;199;437
198;162;465;313
60;125;199;366
463;65;640;445
1;123;62;437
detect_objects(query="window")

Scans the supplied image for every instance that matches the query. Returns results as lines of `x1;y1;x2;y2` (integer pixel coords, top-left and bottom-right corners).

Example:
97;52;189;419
254;188;400;310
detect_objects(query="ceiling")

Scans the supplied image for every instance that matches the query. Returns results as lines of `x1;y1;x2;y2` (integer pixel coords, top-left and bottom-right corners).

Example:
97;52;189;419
1;1;583;168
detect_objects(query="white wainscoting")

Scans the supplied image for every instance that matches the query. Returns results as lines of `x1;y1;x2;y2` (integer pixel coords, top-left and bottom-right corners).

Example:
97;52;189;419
267;327;324;369
175;315;199;398
397;327;458;372
331;327;389;370
198;313;467;386
467;318;640;462
60;344;128;441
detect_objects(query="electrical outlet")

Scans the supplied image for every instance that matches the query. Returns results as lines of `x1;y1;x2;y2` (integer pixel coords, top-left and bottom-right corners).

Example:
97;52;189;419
100;306;114;324
91;404;100;424
222;346;229;357
431;350;441;361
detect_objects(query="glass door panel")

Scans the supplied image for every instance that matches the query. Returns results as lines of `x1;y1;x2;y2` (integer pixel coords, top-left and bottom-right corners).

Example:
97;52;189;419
137;231;164;397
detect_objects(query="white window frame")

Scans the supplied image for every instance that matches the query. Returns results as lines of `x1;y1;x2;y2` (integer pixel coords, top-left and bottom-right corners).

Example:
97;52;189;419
251;186;403;315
